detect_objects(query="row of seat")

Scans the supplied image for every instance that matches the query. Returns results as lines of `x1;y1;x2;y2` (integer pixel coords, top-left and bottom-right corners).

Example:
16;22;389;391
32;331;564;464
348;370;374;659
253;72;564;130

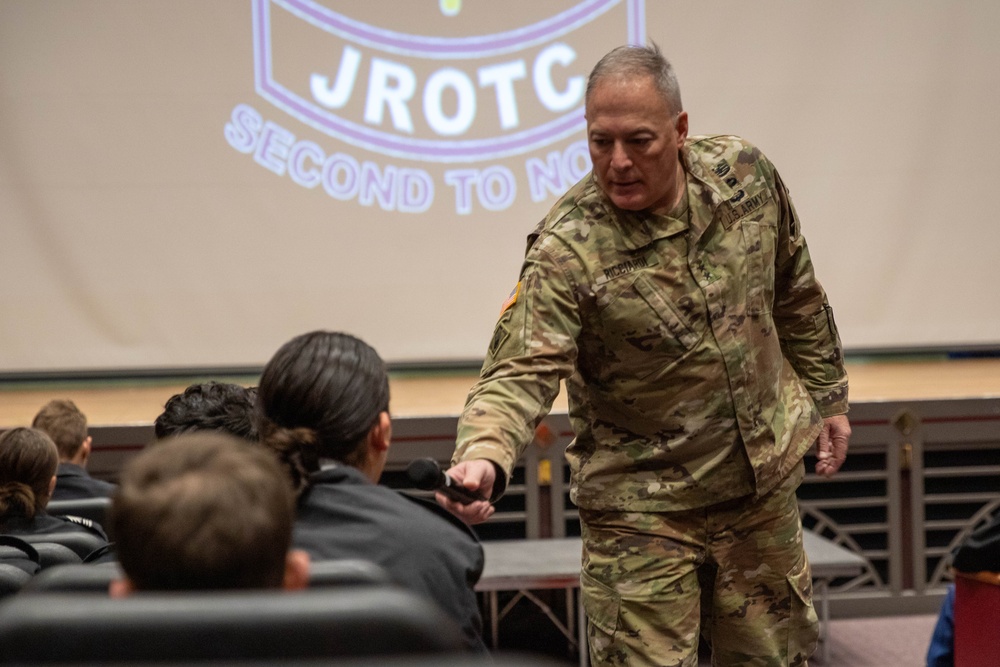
2;530;398;585
16;558;393;593
0;558;468;664
1;493;476;662
0;587;464;663
0;495;566;665
0;497;114;597
0;532;110;595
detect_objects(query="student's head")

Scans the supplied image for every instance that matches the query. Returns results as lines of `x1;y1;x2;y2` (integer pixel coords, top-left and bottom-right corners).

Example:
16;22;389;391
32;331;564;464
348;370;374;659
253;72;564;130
0;428;59;521
31;399;91;464
154;382;259;442
109;432;308;595
257;331;391;493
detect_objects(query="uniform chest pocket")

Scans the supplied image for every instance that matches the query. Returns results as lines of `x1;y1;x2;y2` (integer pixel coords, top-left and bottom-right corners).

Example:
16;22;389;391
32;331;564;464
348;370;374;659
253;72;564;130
741;218;778;316
596;271;702;379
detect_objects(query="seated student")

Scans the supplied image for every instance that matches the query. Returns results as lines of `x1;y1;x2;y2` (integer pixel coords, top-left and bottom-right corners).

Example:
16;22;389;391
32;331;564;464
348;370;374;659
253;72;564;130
257;331;487;652
154;382;259;441
108;432;309;594
32;399;116;501
927;510;1000;667
0;427;109;542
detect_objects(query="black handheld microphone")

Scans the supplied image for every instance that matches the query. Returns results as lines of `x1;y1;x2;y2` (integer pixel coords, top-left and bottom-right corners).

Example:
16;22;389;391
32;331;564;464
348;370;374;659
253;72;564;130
406;458;486;505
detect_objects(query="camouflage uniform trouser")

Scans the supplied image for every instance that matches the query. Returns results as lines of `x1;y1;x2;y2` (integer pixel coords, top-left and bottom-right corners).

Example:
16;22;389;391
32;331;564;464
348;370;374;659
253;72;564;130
579;461;817;667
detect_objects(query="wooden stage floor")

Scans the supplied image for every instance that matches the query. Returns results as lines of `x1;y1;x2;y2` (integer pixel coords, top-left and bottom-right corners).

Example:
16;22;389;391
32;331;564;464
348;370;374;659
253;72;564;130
1;358;1000;430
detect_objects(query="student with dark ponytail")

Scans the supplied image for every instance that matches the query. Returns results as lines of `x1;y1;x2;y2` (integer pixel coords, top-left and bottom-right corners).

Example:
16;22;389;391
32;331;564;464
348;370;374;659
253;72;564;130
257;331;487;653
0;427;109;543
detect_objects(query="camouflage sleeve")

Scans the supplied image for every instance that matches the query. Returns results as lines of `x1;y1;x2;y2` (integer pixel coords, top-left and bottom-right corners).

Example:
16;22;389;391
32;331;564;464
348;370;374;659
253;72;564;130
771;169;849;417
453;237;581;490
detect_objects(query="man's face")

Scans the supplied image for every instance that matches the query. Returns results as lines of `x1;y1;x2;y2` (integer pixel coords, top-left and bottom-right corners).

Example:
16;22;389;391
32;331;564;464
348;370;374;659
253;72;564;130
586;74;688;212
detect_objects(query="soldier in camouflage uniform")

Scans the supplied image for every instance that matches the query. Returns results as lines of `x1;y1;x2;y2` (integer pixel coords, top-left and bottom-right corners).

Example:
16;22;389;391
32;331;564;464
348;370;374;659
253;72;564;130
442;43;851;666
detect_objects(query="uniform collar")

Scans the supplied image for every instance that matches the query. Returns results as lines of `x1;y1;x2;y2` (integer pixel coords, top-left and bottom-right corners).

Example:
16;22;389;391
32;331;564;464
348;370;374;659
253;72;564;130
590;175;690;251
57;462;88;477
309;464;371;486
592;136;748;251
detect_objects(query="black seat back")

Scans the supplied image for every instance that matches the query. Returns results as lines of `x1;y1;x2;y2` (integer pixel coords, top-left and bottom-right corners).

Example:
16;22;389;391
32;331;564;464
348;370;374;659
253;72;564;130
28;543;81;569
20;557;387;595
17;531;108;561
0;565;32;598
0;587;465;663
19;562;121;594
0;537;41;598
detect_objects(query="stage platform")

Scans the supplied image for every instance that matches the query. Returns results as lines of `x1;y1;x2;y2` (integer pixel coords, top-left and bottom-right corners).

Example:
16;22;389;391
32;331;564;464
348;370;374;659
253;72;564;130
2;357;1000;428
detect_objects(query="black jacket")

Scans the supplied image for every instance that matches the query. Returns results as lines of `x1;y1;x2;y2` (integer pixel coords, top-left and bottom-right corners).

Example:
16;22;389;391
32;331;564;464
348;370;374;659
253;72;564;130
52;463;116;502
1;510;109;542
293;465;487;652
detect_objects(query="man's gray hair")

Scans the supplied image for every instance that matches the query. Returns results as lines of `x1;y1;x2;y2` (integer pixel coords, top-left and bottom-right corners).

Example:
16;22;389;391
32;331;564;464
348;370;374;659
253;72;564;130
586;42;683;115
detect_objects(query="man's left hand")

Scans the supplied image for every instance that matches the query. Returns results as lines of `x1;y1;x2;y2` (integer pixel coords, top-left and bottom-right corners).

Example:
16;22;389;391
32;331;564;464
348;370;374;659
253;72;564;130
815;414;851;478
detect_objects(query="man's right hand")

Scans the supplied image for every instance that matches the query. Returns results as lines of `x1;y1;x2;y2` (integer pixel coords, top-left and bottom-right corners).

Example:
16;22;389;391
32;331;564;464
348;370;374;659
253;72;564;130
436;459;496;524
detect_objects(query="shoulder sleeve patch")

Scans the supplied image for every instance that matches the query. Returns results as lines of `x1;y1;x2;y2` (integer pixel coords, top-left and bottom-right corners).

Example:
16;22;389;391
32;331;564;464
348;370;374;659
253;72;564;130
488;312;512;357
499;282;521;316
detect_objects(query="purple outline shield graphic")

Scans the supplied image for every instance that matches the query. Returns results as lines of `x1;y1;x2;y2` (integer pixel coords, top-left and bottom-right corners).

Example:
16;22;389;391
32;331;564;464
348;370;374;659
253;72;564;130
253;0;646;163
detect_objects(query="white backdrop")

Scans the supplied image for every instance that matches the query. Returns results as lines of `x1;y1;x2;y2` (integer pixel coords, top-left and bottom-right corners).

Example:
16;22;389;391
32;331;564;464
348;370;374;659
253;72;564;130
1;0;998;374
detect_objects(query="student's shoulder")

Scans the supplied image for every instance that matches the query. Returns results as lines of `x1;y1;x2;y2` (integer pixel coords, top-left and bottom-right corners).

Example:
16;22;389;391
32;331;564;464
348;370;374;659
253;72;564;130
400;492;481;543
45;513;109;541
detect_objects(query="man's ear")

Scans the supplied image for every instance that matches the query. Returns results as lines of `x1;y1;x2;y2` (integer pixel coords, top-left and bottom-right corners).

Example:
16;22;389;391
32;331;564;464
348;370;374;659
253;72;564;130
73;436;93;466
108;577;135;598
675;110;689;145
282;549;311;591
368;412;391;453
47;475;57;498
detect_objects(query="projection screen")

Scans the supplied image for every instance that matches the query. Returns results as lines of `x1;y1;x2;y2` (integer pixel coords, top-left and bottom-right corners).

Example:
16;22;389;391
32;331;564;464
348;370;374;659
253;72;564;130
1;0;998;375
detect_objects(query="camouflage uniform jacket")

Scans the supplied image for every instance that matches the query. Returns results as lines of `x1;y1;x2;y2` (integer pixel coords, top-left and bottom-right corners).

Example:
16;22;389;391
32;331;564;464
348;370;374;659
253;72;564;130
455;135;849;512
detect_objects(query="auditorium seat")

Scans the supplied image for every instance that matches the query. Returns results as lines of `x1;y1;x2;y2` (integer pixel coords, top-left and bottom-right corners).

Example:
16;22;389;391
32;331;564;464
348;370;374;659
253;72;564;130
16;530;108;562
20;558;388;594
953;571;1000;667
0;565;32;598
26;542;81;569
18;561;120;594
0;536;40;575
46;497;111;531
4;533;83;570
0;587;465;663
0;536;41;598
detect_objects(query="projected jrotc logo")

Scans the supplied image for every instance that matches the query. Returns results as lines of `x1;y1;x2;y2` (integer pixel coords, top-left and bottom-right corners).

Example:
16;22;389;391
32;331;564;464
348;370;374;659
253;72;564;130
225;0;646;214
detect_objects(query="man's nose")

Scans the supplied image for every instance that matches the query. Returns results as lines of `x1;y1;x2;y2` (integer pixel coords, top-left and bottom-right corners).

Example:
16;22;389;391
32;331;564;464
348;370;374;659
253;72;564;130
610;143;631;170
